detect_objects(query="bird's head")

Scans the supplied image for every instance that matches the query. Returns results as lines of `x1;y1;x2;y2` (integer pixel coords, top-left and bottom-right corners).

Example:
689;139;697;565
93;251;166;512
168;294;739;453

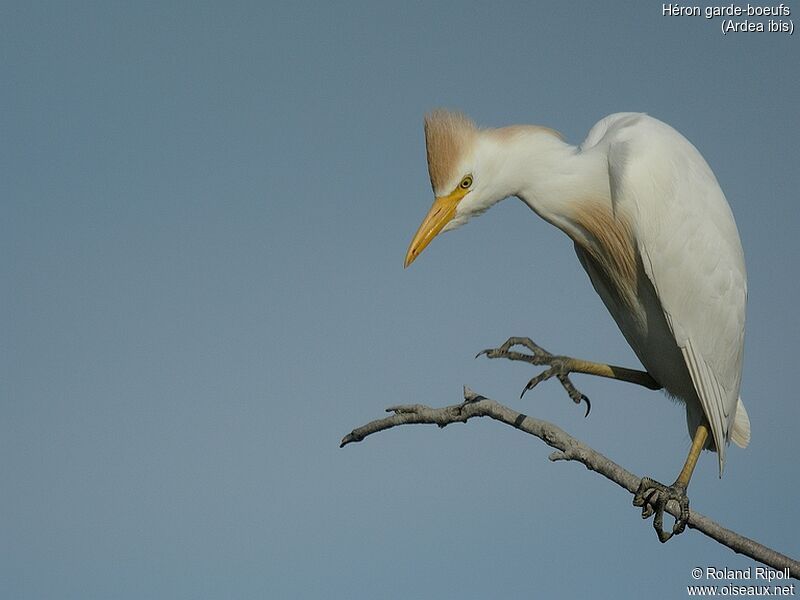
404;110;506;268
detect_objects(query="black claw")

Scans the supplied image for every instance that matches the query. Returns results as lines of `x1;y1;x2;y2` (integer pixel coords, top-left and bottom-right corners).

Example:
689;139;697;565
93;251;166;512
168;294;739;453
582;395;591;417
520;369;555;399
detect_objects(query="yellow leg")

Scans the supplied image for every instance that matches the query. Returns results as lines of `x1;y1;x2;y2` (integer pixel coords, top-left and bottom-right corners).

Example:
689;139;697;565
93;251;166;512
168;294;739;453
564;358;661;390
479;336;661;390
675;422;710;490
478;337;661;416
633;422;710;543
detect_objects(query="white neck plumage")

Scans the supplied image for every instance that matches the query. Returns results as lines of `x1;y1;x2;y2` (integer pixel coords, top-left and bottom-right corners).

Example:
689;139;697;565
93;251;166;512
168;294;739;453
480;127;612;241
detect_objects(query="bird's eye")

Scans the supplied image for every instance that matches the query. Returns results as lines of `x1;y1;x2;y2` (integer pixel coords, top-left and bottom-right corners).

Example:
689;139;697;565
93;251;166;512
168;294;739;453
460;175;473;189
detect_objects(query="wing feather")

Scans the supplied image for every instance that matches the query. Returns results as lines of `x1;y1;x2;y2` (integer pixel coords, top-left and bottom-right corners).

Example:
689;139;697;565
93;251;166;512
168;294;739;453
590;114;747;475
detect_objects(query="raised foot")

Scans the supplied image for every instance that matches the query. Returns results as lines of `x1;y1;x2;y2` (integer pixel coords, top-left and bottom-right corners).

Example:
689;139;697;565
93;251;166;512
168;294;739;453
633;476;690;543
477;336;591;416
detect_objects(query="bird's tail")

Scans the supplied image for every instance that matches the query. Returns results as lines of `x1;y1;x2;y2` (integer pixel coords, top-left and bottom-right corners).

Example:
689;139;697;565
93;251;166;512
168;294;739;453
730;397;750;448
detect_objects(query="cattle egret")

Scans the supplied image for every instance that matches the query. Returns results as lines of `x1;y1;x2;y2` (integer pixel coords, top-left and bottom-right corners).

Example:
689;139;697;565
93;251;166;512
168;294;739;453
404;110;750;542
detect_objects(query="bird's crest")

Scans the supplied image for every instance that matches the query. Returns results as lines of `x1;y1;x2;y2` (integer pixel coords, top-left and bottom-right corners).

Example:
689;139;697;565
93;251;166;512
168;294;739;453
424;110;477;194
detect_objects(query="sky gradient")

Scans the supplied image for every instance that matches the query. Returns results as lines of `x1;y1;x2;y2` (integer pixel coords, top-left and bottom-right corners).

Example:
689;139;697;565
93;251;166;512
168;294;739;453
3;2;799;598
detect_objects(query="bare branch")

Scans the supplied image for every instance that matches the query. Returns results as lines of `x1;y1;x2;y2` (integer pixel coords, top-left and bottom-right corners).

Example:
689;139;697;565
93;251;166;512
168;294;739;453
340;386;799;579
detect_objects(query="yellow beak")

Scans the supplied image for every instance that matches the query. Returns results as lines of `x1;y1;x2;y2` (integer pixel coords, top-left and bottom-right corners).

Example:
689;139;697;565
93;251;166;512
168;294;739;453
404;187;468;268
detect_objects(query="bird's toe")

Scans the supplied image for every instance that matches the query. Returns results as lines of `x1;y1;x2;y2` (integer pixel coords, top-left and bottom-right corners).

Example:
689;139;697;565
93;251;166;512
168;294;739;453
633;477;689;543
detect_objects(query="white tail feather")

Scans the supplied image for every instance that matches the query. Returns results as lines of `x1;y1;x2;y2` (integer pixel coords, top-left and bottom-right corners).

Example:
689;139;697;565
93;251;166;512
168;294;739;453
731;397;750;448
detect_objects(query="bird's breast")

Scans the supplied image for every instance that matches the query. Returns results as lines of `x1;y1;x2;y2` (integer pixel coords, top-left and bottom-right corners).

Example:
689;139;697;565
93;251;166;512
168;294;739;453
569;200;639;312
574;242;698;405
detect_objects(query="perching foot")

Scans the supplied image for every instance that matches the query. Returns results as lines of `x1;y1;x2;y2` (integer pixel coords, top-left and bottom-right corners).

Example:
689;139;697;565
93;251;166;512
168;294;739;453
477;337;591;416
633;477;690;543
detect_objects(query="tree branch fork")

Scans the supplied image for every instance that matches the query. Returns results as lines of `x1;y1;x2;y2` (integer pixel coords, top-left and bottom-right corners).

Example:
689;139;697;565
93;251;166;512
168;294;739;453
340;386;799;579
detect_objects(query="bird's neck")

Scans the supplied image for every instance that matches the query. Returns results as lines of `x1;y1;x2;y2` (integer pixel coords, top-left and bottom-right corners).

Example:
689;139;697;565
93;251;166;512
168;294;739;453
484;127;611;237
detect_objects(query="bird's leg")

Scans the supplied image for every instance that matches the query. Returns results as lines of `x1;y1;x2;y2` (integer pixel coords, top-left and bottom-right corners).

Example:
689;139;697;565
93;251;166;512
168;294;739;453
477;337;661;416
479;336;707;543
633;422;709;542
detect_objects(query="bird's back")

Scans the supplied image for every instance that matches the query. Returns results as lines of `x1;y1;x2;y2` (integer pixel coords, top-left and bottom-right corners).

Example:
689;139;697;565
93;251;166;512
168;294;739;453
577;114;748;472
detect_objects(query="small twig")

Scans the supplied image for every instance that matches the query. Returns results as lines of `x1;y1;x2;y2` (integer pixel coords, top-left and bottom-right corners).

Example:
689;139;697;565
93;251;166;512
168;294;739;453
340;386;799;579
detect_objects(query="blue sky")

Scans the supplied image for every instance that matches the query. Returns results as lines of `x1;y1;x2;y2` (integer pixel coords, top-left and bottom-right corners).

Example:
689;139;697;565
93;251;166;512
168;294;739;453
3;2;798;598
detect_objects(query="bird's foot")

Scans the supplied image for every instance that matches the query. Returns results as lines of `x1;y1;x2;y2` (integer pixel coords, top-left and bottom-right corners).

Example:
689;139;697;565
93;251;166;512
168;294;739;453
633;477;690;543
477;337;591;416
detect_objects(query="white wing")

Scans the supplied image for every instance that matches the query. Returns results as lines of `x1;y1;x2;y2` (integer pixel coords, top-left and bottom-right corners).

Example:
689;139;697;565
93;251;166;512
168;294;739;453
588;114;747;474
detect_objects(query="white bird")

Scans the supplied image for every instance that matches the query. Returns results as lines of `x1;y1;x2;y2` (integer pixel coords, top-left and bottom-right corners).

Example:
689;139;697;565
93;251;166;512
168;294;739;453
404;110;750;542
